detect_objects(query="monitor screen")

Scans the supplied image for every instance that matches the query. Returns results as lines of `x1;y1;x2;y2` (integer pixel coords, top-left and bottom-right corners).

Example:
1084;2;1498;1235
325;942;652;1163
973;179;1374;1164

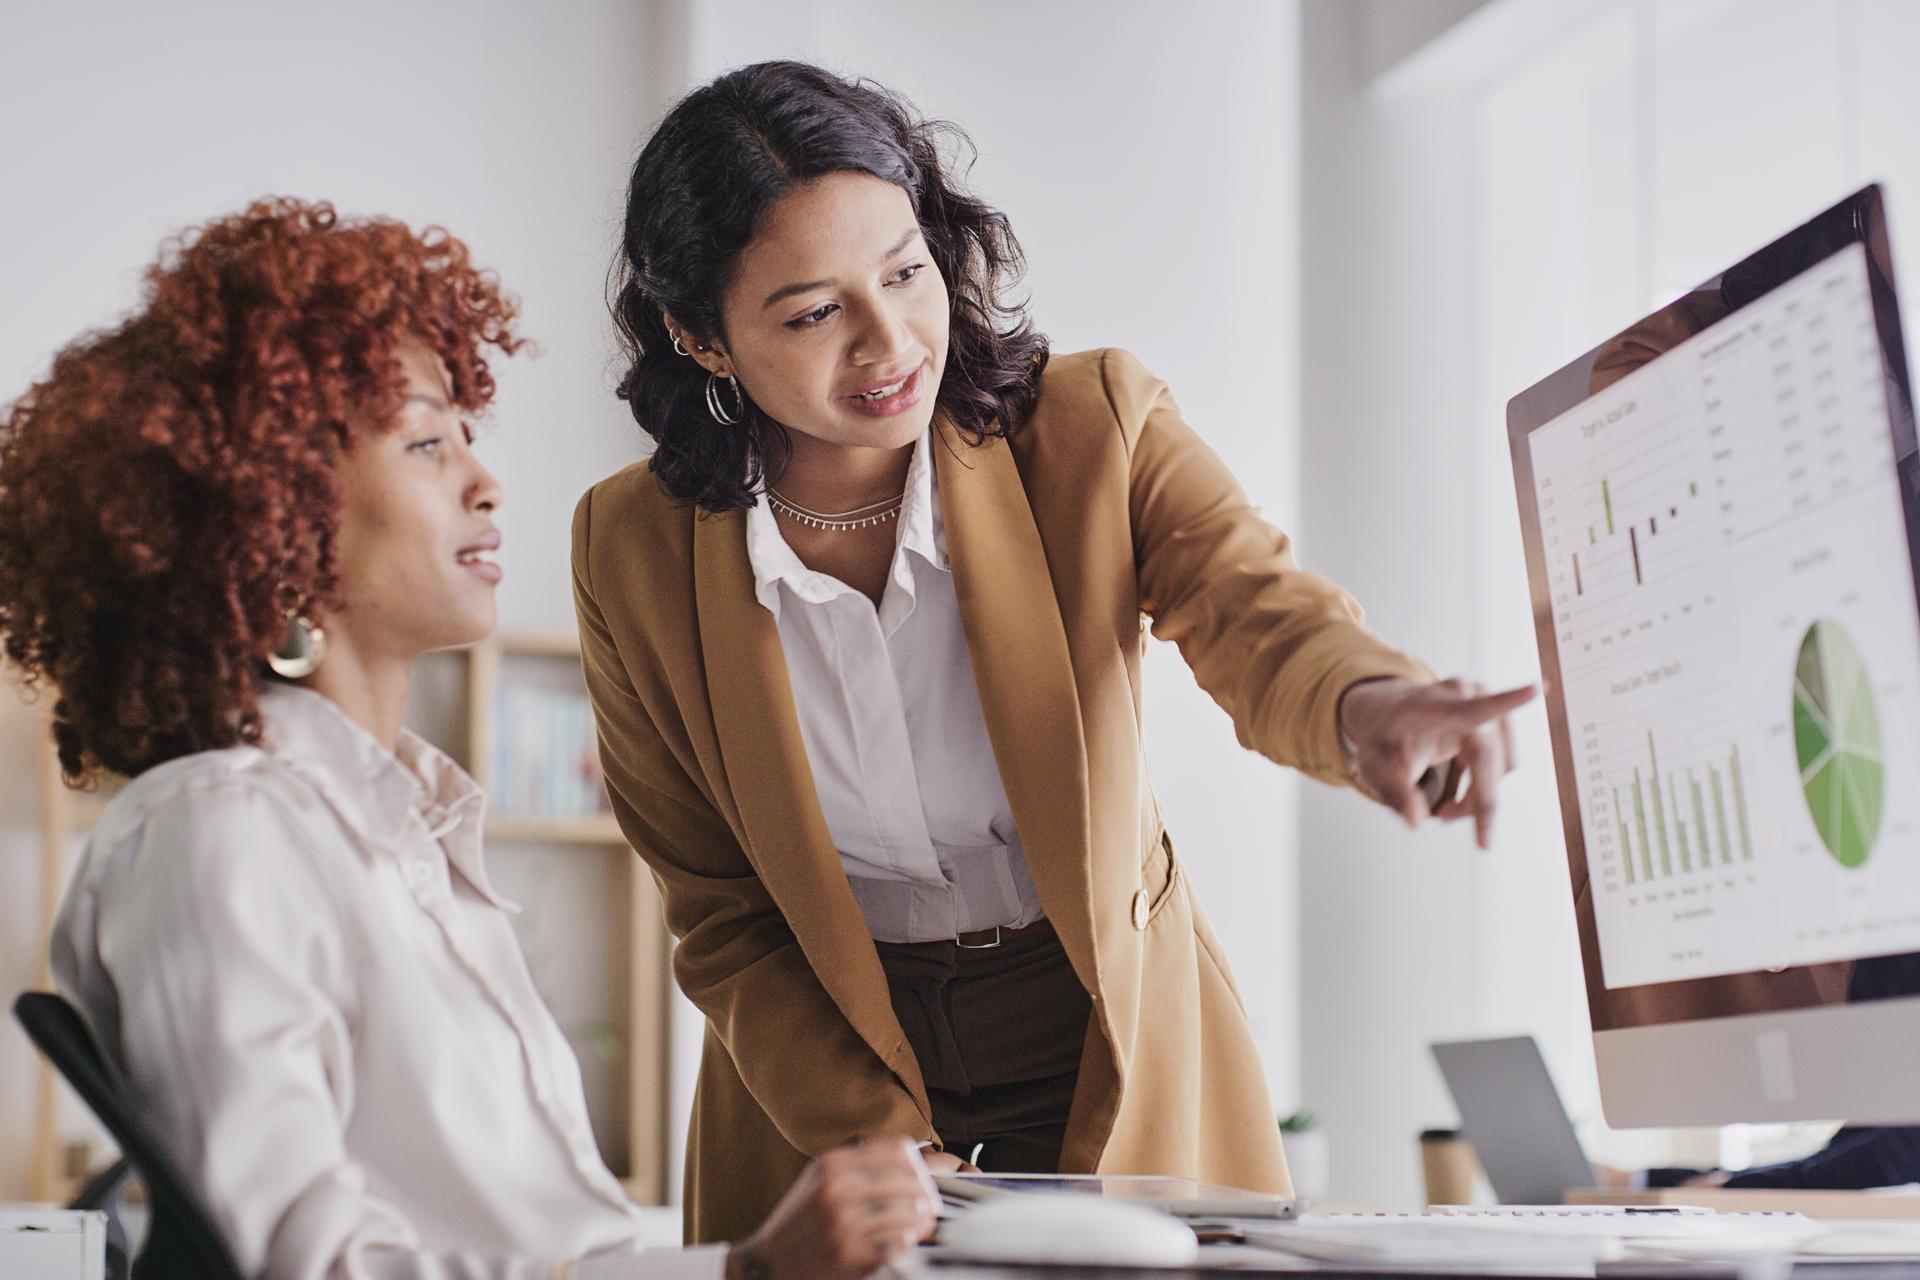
1509;186;1920;1054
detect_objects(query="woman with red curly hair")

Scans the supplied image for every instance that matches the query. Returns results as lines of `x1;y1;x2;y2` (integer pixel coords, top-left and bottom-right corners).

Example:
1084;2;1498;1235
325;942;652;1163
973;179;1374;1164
0;199;933;1280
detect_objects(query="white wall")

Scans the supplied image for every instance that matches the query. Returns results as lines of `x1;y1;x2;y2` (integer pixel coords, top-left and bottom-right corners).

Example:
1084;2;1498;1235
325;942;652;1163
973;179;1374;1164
0;0;661;1203
1298;0;1527;1210
664;0;1309;1188
1300;0;1920;1207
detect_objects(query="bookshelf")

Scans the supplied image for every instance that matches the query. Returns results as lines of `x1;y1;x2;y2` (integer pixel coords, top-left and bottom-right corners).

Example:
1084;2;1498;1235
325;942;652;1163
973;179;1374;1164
28;631;672;1206
30;706;73;1205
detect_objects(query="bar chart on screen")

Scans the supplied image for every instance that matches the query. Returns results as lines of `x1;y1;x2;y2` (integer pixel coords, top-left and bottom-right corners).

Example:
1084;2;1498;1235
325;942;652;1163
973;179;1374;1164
1532;243;1920;990
1536;419;1730;688
1600;730;1754;889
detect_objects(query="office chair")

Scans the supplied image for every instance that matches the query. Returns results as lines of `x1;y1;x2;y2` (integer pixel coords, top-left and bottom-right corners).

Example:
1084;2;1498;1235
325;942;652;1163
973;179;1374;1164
14;991;247;1280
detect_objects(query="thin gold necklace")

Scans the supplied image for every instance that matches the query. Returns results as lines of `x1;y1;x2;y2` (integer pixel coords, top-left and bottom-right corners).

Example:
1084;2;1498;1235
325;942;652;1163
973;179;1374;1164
767;487;904;532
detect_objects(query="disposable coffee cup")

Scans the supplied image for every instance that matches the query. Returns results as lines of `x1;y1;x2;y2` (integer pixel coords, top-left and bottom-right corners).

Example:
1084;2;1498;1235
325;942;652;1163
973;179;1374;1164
1419;1127;1483;1205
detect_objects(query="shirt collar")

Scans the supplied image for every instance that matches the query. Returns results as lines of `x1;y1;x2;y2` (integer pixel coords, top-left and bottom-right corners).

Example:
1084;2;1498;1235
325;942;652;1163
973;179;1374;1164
896;424;944;571
743;427;948;624
255;682;516;911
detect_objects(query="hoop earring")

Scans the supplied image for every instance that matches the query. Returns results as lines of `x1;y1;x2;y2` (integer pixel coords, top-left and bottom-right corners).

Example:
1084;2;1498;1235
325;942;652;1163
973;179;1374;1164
706;372;743;425
268;612;327;679
672;334;691;357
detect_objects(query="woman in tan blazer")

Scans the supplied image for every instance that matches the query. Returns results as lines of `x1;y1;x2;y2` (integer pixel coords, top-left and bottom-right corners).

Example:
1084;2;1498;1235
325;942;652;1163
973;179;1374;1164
576;61;1535;1244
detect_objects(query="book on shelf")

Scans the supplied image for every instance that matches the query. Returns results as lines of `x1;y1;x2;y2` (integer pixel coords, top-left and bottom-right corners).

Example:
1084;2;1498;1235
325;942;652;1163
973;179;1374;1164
491;687;610;818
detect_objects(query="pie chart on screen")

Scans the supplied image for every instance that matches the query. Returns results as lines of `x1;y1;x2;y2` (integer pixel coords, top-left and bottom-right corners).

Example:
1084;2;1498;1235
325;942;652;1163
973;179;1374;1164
1794;618;1883;870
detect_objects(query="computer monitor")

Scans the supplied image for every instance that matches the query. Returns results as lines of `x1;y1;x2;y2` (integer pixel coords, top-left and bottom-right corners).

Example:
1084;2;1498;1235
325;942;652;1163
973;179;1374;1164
1508;184;1920;1128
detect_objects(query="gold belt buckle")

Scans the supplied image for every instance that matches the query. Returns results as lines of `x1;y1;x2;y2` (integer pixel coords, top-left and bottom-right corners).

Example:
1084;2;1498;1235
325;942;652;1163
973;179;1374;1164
955;925;1003;950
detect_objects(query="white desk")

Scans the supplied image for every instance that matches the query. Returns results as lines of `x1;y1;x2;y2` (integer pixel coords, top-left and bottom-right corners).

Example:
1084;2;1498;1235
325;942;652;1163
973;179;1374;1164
0;1206;106;1280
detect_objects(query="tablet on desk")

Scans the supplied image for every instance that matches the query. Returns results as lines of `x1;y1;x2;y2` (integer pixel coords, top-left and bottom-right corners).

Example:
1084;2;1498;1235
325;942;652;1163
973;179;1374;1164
934;1172;1297;1219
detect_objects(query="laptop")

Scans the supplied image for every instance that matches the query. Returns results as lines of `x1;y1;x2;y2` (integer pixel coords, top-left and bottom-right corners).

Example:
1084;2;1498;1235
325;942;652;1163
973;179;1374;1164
1431;1035;1596;1204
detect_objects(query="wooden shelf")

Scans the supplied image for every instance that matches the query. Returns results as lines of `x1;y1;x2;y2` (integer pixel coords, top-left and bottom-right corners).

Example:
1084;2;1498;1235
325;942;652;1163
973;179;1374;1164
433;631;585;660
493;630;591;659
486;814;626;844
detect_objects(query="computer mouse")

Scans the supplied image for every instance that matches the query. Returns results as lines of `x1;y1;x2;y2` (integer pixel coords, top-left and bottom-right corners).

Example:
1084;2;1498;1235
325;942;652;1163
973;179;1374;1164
940;1193;1201;1268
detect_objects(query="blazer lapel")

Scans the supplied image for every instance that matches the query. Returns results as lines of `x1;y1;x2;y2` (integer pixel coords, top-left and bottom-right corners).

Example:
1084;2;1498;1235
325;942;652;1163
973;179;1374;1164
690;508;928;1108
932;420;1098;989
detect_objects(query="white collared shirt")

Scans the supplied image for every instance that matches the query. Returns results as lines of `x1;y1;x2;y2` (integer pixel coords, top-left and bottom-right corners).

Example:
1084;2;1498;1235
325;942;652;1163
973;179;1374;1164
744;430;1046;944
50;683;723;1280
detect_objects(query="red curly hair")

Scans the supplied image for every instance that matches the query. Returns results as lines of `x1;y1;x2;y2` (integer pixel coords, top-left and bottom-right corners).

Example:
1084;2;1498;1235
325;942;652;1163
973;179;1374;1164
0;197;524;783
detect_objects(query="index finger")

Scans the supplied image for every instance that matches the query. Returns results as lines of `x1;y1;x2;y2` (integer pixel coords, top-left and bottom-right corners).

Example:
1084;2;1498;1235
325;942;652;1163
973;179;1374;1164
1450;682;1538;725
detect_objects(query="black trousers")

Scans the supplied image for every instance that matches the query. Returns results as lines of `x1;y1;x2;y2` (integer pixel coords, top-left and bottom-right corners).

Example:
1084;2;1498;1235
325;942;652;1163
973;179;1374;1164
874;918;1092;1172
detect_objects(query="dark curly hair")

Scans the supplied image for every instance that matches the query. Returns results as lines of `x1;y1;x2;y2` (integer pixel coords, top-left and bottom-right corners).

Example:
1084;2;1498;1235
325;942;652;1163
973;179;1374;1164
0;197;524;783
611;59;1049;511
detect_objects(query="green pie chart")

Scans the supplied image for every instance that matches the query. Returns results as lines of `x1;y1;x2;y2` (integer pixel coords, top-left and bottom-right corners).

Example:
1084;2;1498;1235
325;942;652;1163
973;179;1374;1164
1793;619;1883;869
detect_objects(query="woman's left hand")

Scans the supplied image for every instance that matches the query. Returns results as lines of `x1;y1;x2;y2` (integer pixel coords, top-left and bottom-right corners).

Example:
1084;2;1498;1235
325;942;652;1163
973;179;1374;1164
1337;677;1539;849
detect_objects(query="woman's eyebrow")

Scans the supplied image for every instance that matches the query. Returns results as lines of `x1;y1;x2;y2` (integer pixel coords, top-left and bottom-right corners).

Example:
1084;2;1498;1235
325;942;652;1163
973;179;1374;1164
403;392;451;412
760;227;921;310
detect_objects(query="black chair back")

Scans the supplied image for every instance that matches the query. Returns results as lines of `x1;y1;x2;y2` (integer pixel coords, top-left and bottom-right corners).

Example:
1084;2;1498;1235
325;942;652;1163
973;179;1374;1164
14;991;247;1280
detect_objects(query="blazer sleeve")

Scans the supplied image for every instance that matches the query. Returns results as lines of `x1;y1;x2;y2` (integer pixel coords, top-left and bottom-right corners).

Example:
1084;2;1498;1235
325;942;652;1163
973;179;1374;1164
1722;1126;1920;1191
1101;347;1433;791
570;490;933;1156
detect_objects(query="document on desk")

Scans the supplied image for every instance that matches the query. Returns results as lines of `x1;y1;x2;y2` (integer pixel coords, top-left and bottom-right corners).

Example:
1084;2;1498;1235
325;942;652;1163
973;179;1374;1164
1418;1207;1807;1243
1228;1218;1602;1276
1791;1222;1920;1261
1225;1210;1836;1274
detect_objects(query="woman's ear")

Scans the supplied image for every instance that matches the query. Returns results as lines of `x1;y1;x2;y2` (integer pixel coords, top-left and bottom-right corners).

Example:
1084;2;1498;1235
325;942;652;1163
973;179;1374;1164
662;312;732;378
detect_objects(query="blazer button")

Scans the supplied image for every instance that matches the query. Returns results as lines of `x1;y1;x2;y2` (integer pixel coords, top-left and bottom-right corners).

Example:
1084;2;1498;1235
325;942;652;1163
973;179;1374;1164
1131;889;1149;930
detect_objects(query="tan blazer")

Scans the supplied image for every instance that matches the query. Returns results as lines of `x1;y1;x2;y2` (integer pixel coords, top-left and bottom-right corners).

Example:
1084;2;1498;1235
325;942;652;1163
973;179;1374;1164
572;348;1430;1242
